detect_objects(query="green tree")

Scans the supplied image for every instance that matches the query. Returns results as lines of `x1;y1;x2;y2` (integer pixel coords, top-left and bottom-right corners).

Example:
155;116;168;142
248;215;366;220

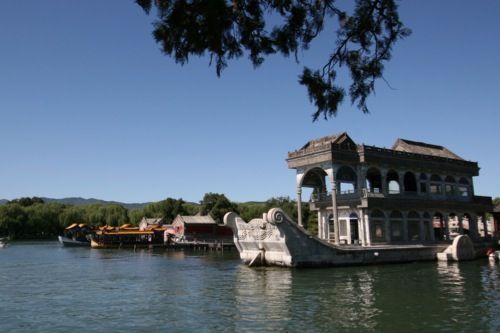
0;203;27;239
137;0;410;120
84;204;129;226
237;201;267;221
59;205;87;228
493;197;500;207
200;193;239;224
128;208;145;225
8;197;45;207
140;198;189;223
25;203;65;238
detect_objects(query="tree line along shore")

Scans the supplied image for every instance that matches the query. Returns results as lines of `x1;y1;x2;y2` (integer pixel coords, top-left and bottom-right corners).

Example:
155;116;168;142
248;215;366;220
0;194;316;240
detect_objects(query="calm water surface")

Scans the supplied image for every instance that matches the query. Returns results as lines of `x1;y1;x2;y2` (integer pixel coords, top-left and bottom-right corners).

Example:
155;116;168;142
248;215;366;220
0;242;498;333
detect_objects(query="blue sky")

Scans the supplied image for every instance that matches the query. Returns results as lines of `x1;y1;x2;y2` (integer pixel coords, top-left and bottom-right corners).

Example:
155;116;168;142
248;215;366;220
0;1;499;203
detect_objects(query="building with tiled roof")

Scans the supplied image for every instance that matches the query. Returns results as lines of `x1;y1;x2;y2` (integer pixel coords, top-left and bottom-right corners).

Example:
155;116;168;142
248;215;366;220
172;214;232;242
287;132;493;245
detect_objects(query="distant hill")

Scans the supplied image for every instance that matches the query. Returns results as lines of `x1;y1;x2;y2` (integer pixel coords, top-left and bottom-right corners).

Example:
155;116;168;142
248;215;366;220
0;197;150;210
0;197;203;210
40;197;150;210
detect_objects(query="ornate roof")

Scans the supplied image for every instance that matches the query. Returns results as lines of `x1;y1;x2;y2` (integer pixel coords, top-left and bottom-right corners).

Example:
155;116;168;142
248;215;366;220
392;138;463;160
298;132;355;150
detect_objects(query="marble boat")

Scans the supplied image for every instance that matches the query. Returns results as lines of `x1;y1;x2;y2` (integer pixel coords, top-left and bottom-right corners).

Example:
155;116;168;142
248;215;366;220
224;208;481;267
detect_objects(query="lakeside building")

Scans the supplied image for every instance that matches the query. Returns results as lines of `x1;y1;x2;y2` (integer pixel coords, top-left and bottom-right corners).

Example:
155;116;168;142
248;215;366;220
287;132;493;246
172;215;233;243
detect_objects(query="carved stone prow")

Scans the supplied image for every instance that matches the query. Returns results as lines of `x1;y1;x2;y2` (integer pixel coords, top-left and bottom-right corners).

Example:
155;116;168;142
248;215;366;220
223;208;294;266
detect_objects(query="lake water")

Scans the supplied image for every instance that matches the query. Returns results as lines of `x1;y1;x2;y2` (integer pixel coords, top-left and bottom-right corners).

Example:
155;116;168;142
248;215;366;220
0;242;498;333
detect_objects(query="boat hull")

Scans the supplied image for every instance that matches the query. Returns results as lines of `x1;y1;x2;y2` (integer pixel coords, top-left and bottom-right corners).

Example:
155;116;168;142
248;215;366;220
0;237;9;248
58;236;90;247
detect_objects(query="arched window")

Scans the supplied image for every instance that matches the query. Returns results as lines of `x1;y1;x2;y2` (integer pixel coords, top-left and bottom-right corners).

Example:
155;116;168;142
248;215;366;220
445;176;456;195
370;210;385;243
422;212;432;241
462;213;471;234
404;172;417;193
349;213;359;243
336;166;357;194
433;212;445;240
419;173;428;193
387;170;400;194
390;211;403;241
448;213;459;238
407;211;420;241
458;178;470;197
302;167;329;202
430;175;442;194
366;168;382;193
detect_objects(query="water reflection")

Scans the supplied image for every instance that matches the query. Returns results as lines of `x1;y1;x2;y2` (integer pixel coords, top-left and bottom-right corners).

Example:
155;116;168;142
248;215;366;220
230;265;382;332
437;260;466;303
0;243;499;333
233;266;292;331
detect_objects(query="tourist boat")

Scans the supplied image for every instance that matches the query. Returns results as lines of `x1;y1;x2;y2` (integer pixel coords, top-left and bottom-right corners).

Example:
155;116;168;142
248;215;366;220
89;224;167;249
58;223;94;247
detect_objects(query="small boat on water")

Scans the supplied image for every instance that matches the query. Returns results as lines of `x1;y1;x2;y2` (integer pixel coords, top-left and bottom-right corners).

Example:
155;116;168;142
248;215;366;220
58;223;94;247
58;235;90;247
0;237;8;248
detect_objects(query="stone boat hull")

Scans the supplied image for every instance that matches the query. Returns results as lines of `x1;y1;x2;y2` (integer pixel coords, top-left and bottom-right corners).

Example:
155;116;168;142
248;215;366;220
224;208;456;268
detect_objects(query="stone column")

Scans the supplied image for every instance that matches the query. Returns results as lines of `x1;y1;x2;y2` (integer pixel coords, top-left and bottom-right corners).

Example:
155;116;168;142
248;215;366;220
358;165;367;193
364;211;371;246
330;171;340;245
443;214;450;240
385;216;391;243
419;218;425;242
457;214;464;234
399;171;405;193
403;213;409;242
417;175;421;195
482;213;489;237
381;171;388;196
429;219;436;242
323;213;329;240
317;210;323;239
359;209;365;246
297;188;303;227
470;214;479;240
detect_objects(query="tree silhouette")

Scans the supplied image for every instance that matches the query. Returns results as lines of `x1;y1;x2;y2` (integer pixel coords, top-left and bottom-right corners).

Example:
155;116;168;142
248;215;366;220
137;0;410;120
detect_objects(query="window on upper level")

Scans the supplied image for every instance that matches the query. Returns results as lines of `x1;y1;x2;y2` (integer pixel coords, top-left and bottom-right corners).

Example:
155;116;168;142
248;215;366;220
430;184;442;194
430;175;442;194
387;170;400;194
419;173;428;193
366;168;382;193
404;172;417;193
445;176;456;195
458;178;470;197
336;166;357;195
